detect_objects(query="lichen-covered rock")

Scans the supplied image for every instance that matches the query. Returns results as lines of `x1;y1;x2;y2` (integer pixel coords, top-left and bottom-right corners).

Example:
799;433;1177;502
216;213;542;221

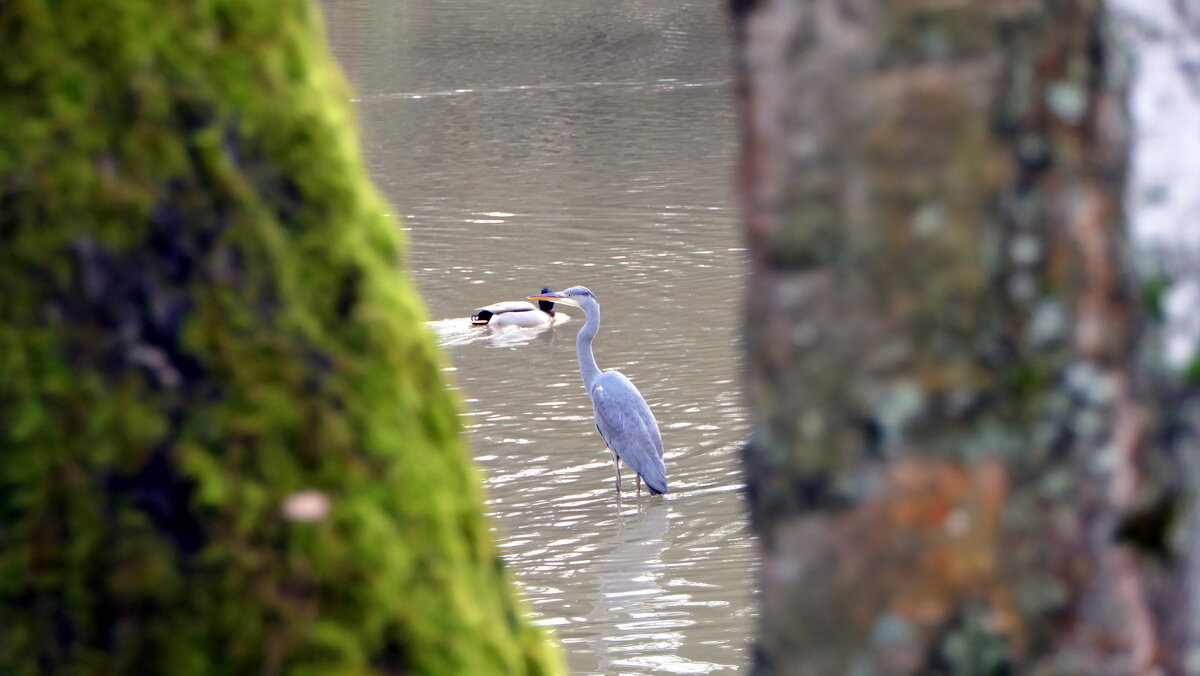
0;1;561;674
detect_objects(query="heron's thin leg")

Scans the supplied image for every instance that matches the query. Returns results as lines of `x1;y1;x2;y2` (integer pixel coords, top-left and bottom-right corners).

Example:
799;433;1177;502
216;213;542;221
637;475;642;494
613;455;622;492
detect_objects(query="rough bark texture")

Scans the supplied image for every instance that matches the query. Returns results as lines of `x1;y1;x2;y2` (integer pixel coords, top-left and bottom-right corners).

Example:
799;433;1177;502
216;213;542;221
0;1;561;674
735;1;1183;673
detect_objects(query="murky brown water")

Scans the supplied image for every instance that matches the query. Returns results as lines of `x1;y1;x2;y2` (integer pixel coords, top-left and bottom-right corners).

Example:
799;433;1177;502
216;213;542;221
321;2;754;672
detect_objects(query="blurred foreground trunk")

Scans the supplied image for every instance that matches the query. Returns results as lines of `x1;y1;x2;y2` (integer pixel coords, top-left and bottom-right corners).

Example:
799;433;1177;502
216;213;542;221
0;1;560;674
735;1;1191;672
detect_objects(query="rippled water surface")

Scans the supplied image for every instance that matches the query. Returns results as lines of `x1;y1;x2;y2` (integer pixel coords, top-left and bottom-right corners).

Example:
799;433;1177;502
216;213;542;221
321;2;753;672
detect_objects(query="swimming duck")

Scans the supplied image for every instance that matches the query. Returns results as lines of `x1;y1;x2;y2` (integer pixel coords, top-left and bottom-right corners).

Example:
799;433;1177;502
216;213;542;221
471;287;557;327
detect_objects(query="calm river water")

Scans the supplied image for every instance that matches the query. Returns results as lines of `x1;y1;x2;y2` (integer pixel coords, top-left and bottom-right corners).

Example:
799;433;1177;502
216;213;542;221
321;2;753;673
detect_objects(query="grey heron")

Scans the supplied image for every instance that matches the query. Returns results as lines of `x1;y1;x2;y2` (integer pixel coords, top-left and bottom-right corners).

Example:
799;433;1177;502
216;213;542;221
472;287;558;327
528;286;668;495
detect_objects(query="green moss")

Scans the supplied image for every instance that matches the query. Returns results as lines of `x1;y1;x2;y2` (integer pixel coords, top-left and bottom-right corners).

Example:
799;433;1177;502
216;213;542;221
0;0;561;673
1185;357;1200;386
1142;273;1169;322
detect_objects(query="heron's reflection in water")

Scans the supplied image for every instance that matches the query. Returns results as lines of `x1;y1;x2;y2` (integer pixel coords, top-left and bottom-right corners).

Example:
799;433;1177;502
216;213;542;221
585;499;675;674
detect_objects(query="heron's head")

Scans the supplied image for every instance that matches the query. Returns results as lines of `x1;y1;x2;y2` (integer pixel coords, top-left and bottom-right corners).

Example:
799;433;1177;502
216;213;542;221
528;285;595;309
535;287;556;315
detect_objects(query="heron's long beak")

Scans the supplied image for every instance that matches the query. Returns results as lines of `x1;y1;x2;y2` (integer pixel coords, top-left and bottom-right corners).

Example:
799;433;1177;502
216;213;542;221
527;293;564;302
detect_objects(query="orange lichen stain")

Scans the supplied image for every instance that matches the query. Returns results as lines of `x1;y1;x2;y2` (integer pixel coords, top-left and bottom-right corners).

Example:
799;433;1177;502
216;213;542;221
867;458;1021;645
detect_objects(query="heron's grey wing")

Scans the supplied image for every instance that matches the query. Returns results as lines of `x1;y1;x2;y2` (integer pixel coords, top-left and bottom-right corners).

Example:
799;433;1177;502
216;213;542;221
590;370;667;493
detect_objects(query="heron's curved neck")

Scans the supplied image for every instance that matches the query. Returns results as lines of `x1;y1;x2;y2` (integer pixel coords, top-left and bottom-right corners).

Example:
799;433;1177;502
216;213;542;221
576;300;602;389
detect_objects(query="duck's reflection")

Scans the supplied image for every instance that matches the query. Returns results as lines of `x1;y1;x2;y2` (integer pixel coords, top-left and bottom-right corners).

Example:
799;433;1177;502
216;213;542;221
425;314;569;349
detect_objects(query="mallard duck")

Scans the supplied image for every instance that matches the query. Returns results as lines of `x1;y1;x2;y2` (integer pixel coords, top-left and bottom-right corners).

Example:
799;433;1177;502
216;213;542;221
471;287;557;327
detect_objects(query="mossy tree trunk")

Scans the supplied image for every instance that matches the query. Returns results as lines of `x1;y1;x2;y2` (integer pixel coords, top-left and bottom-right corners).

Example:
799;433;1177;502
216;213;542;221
735;0;1184;672
0;1;561;674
